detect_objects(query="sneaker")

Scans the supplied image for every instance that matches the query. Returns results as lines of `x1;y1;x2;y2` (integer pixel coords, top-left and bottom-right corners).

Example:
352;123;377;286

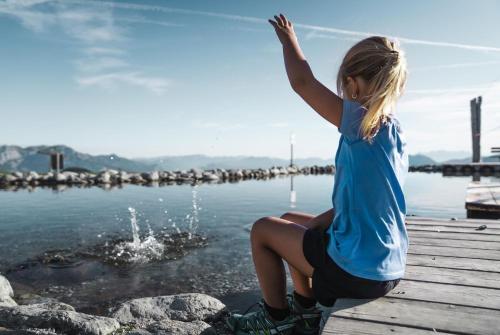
286;293;323;335
226;300;296;335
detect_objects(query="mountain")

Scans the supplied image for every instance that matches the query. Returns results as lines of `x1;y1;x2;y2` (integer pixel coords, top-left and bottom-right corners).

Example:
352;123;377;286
419;150;471;163
0;145;461;173
0;145;154;173
138;155;332;170
408;154;435;166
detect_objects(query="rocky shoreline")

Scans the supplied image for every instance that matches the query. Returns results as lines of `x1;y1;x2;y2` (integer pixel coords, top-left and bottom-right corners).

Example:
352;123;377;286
0;274;230;335
0;165;335;191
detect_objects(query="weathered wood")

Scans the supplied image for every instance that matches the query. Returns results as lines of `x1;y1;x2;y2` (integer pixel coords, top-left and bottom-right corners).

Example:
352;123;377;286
407;217;500;229
404;265;500;289
408;230;500;242
327;298;500;335
408;244;500;260
387;279;500;310
407;225;500;235
466;183;500;219
407;254;500;272
322;217;500;335
322;318;458;335
409;236;500;250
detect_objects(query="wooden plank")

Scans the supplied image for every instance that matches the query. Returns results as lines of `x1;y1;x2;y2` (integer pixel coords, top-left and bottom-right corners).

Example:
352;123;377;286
407;225;500;235
404;265;500;289
406;221;500;233
387;280;500;310
409;236;500;251
327;298;500;335
407;254;500;272
406;217;500;229
408;230;500;242
408;244;500;260
322;318;455;335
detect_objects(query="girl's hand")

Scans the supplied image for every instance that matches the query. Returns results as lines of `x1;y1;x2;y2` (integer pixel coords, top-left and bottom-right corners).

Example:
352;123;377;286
268;13;298;45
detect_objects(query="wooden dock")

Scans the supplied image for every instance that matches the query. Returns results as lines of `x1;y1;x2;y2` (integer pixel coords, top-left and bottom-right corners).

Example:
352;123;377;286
321;216;500;335
466;183;500;219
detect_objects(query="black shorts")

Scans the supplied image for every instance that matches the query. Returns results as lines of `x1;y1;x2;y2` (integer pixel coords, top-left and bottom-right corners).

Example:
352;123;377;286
302;226;401;307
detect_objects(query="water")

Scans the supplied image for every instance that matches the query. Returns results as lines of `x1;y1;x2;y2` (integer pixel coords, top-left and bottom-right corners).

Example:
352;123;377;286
0;173;497;314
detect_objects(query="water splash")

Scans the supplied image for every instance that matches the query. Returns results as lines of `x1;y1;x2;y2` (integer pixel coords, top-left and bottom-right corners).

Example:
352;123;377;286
110;207;165;263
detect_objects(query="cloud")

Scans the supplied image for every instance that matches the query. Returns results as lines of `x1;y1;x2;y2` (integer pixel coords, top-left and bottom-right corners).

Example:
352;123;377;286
76;72;170;95
0;0;171;95
397;81;500;152
76;0;500;53
411;61;500;72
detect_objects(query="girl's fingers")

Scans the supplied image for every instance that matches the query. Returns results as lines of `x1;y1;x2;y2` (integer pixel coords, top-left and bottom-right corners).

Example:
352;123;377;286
274;15;284;27
279;13;289;26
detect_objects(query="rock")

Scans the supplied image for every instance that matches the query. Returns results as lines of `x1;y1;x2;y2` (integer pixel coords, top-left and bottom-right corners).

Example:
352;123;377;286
127;329;153;335
4;174;18;183
97;172;111;184
0;275;14;300
146;319;215;335
0;328;59;334
110;293;225;326
15;294;75;312
141;172;159;182
12;172;23;179
0;297;17;307
0;305;120;335
202;173;219;181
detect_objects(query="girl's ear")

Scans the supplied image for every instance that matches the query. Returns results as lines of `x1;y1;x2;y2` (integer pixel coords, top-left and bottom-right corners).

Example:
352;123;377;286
346;76;359;99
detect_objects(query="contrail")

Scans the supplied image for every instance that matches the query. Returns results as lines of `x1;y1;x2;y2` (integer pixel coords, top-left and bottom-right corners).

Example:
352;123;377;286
67;0;500;53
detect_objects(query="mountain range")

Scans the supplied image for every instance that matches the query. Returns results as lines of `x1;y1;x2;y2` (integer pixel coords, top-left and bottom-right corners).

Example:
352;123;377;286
0;145;497;173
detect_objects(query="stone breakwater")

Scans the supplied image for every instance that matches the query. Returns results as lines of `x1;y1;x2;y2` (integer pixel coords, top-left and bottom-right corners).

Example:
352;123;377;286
0;165;336;190
0;274;229;335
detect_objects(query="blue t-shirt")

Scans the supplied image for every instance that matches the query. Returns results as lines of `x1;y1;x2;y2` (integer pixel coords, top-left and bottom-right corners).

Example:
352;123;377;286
326;99;409;281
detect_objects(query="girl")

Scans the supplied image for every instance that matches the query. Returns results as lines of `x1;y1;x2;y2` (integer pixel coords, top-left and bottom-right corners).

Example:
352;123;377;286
227;13;408;335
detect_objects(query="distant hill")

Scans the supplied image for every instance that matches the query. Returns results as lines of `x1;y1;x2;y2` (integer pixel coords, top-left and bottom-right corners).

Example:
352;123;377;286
0;145;461;173
408;154;435;166
419;150;471;163
0;145;154;173
138;155;332;170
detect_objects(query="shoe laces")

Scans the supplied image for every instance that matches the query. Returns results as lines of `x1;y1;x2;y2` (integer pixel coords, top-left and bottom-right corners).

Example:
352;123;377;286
231;298;289;335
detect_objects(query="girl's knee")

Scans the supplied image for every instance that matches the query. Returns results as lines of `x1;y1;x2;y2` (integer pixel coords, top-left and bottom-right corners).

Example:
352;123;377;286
250;216;273;242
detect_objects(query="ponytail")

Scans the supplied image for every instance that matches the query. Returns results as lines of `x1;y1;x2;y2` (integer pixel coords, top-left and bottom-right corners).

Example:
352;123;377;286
337;37;407;141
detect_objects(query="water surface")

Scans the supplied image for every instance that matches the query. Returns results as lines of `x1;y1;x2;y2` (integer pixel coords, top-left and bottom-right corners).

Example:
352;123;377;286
0;173;496;313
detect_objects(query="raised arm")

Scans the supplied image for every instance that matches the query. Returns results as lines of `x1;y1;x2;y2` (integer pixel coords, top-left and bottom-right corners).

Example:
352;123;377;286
268;14;343;127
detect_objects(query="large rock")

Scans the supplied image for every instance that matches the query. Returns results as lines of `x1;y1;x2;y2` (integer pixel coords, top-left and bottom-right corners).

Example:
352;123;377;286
0;328;59;334
0;305;120;335
0;275;14;300
146;319;215;335
111;293;225;326
0;296;17;307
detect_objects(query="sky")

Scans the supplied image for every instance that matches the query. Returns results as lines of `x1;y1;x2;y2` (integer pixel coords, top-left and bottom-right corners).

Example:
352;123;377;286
1;0;499;159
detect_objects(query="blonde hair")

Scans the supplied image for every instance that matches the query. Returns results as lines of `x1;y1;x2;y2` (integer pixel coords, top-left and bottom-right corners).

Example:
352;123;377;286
336;36;407;141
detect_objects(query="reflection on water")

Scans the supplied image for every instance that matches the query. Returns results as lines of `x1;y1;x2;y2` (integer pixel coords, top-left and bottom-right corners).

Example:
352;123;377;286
0;173;498;314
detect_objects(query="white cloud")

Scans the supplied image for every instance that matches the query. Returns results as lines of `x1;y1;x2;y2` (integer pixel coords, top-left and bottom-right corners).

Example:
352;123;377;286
76;72;170;95
411;61;500;72
397;81;500;153
0;0;171;95
77;0;500;53
75;57;128;73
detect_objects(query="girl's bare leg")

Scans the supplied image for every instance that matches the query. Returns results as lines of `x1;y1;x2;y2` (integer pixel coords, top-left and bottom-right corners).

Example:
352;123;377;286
250;216;314;309
280;210;334;298
280;212;315;298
